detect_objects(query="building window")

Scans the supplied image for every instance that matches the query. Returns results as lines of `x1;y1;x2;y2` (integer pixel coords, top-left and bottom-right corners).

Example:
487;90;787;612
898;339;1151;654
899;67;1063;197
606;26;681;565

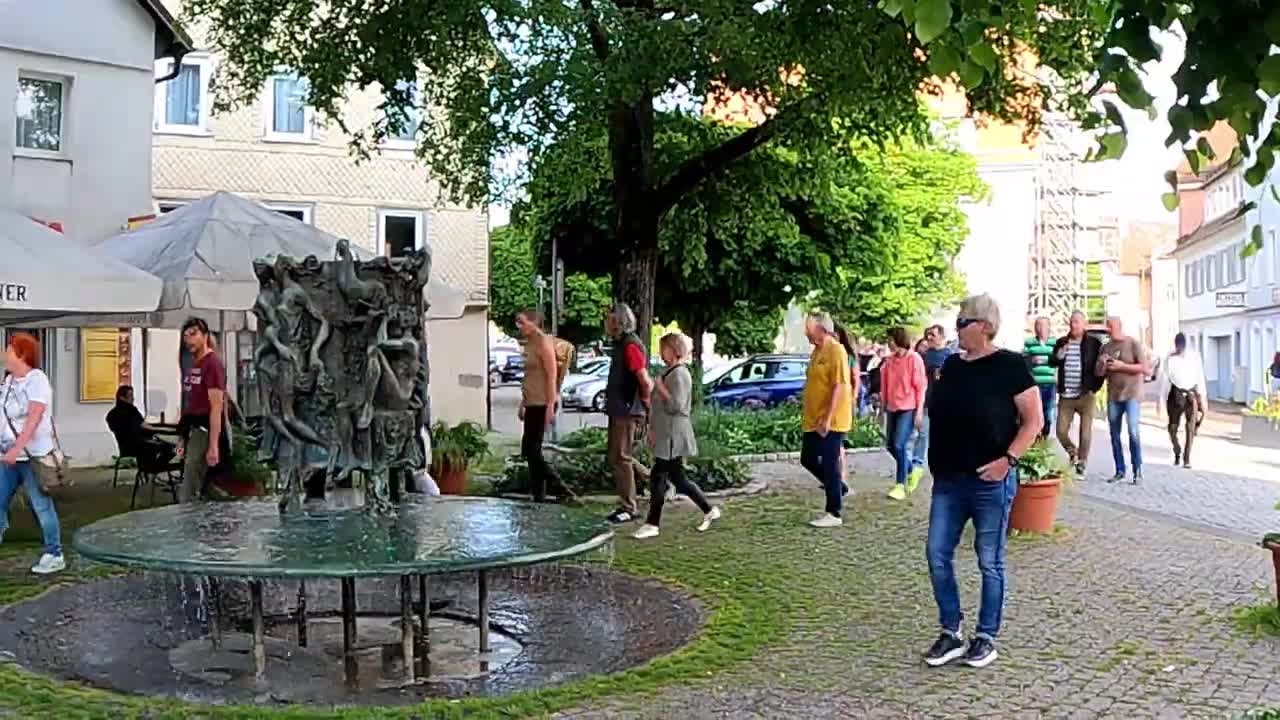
378;209;424;257
1270;230;1278;286
386;80;419;144
15;73;67;153
1206;255;1218;292
1235;330;1242;367
263;73;313;140
157;200;187;214
262;203;313;224
154;56;212;133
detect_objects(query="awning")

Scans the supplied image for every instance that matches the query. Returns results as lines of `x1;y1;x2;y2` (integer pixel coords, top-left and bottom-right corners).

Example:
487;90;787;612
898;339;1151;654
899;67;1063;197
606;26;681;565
0;207;162;324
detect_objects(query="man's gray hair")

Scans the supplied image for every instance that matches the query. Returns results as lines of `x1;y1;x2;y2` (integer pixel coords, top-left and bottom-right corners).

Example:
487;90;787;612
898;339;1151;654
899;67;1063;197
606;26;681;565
610;302;637;334
807;311;835;334
958;293;1001;338
1070;310;1086;320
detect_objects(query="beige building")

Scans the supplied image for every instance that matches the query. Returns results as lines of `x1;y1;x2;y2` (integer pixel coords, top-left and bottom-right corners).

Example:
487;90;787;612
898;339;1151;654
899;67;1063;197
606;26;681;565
146;15;490;425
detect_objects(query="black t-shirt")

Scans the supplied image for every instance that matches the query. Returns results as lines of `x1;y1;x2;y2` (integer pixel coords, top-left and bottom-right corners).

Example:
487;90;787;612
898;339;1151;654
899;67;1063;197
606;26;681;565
928;349;1035;477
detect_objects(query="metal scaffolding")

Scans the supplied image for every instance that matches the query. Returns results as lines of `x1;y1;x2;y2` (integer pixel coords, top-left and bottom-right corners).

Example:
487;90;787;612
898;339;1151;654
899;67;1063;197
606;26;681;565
1030;116;1118;330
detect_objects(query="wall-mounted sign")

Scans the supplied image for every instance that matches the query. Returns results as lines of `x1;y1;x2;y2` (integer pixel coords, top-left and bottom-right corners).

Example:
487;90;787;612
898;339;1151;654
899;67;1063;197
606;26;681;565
1216;291;1246;308
0;283;30;306
1273;287;1280;305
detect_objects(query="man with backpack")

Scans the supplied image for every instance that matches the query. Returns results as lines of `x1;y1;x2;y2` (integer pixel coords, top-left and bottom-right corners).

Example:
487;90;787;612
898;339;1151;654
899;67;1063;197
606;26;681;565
515;309;575;503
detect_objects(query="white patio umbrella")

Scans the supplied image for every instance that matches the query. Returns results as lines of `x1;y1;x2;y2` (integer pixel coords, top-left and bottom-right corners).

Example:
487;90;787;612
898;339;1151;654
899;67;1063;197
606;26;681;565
71;191;467;330
0;207;163;324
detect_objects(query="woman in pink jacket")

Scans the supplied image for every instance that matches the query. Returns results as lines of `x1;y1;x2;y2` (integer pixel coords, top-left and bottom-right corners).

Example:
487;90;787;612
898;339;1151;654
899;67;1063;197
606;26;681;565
880;327;927;500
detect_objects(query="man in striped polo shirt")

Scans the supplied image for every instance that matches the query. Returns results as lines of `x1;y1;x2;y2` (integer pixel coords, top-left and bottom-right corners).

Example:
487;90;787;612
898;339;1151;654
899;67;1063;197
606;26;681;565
1023;317;1057;437
1048;311;1104;476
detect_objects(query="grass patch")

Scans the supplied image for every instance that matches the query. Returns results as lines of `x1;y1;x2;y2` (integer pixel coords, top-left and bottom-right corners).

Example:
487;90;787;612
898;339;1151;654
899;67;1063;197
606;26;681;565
1232;602;1280;638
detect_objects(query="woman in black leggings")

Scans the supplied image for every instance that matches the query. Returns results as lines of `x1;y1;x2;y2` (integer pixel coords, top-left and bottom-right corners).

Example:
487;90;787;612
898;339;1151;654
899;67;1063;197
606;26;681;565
633;333;720;539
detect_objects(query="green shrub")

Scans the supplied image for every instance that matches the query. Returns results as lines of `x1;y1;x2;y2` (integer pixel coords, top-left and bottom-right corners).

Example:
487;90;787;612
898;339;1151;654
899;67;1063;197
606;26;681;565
494;448;749;497
693;403;883;455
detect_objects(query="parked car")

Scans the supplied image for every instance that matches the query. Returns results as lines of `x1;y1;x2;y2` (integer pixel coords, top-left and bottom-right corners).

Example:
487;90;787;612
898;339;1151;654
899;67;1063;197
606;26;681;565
703;353;810;408
561;358;611;392
489;345;522;387
562;360;663;413
499;354;526;384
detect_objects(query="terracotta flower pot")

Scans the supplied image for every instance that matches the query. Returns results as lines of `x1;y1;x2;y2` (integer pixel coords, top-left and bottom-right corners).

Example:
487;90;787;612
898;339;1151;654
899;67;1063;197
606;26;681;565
1008;477;1062;534
433;460;469;495
1264;539;1280;605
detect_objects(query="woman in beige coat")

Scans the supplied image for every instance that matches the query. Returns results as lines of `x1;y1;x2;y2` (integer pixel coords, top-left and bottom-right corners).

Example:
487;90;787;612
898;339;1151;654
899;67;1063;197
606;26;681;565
634;333;720;540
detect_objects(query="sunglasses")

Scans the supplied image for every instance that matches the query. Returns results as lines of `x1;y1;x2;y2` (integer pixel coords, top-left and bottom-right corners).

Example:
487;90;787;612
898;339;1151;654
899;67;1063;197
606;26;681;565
956;317;980;330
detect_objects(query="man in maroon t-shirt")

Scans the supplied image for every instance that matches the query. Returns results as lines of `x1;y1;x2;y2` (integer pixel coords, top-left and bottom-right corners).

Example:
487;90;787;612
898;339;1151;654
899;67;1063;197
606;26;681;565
177;317;227;502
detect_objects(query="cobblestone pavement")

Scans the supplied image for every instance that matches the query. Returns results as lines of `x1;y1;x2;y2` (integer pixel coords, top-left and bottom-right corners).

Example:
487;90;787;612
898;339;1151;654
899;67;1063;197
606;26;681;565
555;462;1280;720
839;416;1280;542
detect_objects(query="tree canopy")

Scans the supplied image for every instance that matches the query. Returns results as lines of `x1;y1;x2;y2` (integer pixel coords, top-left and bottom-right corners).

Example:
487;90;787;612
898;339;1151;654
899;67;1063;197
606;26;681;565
511;113;983;353
186;0;1280;332
488;224;612;346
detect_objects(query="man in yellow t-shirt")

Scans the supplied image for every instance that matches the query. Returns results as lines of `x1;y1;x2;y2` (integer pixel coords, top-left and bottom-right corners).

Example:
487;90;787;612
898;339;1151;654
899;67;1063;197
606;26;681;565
800;311;853;528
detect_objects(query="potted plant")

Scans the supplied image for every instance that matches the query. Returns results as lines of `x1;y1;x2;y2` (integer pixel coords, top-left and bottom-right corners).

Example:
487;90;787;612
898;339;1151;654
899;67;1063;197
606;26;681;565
429;420;489;495
1242;397;1280;450
1263;533;1280;606
1009;438;1069;534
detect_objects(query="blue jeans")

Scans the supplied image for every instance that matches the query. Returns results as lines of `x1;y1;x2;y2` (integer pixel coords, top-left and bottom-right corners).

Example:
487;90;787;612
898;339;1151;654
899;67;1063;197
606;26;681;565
911;413;930;469
1038;385;1057;437
0;461;62;556
926;471;1017;639
886;410;915;485
801;431;847;516
1107;398;1143;475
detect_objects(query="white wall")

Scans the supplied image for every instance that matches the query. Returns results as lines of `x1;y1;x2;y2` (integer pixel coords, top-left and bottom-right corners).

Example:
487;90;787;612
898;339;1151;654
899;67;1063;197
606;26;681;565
1;0;161;463
1150;242;1179;356
950;164;1036;350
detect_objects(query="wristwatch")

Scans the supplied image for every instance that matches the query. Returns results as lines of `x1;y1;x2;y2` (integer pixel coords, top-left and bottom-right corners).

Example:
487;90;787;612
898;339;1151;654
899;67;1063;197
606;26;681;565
1004;452;1019;466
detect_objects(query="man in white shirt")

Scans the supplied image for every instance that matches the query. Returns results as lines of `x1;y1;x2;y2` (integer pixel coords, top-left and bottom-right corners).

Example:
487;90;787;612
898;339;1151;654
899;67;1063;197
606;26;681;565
1159;333;1206;468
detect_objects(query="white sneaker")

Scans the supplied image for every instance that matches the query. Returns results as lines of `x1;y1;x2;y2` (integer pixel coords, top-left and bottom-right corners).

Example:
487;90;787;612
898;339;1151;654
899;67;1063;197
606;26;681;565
697;507;721;532
809;514;843;528
31;553;65;575
632;524;660;540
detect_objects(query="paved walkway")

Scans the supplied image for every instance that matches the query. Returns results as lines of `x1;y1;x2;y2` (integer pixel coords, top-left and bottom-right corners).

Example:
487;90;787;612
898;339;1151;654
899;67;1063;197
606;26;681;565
555;463;1280;719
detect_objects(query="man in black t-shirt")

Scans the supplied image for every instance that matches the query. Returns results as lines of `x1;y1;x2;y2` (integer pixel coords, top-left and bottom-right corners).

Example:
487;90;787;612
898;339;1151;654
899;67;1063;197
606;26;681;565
921;294;1041;672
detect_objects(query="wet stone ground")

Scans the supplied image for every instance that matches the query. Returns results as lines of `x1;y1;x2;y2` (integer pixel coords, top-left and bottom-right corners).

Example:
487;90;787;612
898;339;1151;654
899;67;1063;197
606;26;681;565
0;565;702;706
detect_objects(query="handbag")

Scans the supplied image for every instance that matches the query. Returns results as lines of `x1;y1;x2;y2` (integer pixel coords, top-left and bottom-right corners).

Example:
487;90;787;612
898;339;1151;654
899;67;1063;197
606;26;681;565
1;379;71;493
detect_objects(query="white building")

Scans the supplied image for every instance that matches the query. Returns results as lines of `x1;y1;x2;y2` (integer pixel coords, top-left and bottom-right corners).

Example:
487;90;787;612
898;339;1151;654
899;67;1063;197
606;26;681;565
1;0;189;462
1171;149;1252;402
145;1;491;428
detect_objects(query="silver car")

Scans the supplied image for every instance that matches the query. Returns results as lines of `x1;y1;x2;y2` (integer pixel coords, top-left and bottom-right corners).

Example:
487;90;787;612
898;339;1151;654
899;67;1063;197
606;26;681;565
562;376;608;413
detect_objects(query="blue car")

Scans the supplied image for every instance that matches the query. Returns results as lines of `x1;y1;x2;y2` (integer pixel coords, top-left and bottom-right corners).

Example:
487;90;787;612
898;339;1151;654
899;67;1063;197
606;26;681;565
704;353;811;409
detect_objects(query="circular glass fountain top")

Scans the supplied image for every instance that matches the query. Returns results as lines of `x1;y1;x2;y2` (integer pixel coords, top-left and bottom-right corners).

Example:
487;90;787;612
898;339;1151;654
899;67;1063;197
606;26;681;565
73;497;614;578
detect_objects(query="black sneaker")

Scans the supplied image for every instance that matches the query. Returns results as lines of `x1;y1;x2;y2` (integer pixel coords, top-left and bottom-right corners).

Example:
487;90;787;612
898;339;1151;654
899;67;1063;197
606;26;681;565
1132;470;1142;484
1108;473;1125;484
963;636;998;668
1182;459;1191;469
1173;452;1181;467
606;509;638;524
1074;462;1086;478
924;631;966;667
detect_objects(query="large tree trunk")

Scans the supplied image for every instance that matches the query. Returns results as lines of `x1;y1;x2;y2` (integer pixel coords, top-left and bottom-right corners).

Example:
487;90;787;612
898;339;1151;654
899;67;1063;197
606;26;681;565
609;97;658;354
688;323;706;363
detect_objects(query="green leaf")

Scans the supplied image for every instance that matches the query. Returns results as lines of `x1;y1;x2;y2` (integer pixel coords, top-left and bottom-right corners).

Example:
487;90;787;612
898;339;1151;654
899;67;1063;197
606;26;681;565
959;20;984;47
1102;100;1127;133
914;0;953;45
1246;163;1268;187
957;59;985;89
1266;9;1280;43
1231;147;1245;166
1114;66;1154;111
1272;185;1280;203
1183;149;1201;175
1252;224;1264;249
928;45;961;77
881;0;904;18
969;43;997;73
1161;192;1179;211
1099;132;1128;160
1164;170;1178;190
1259;55;1280;97
1243;237;1262;259
1195;136;1216;161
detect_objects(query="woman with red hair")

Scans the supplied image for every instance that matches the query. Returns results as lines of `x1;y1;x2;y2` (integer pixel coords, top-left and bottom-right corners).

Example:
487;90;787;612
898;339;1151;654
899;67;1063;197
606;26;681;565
0;333;64;574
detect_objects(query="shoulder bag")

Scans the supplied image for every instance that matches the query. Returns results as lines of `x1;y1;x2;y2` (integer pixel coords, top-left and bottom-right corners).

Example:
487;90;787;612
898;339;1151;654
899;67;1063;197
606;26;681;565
1;379;71;493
